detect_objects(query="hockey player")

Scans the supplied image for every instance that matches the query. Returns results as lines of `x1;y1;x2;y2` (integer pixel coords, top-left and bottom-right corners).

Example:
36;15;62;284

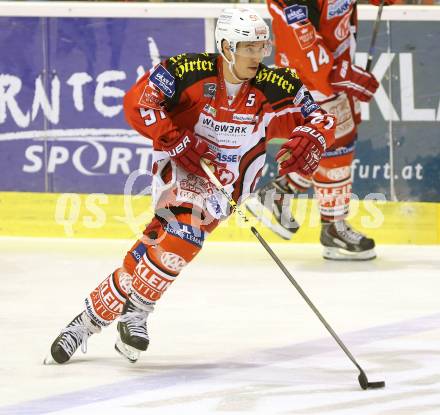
246;0;394;260
45;8;336;365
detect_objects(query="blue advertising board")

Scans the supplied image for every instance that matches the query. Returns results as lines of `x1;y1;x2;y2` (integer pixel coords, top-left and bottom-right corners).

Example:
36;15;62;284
0;15;439;201
0;17;205;194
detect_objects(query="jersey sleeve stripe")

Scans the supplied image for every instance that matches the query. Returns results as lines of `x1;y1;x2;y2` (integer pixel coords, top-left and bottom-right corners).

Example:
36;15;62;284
232;137;266;202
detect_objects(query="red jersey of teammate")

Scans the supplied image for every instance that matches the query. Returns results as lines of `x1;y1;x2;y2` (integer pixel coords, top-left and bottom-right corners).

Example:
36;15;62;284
268;0;359;97
124;53;335;222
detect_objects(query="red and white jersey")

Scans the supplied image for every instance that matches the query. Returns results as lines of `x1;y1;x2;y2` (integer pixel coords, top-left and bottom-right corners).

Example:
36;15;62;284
124;53;334;220
267;0;357;99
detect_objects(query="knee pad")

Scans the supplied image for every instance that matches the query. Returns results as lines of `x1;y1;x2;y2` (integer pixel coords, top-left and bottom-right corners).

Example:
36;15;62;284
124;213;205;308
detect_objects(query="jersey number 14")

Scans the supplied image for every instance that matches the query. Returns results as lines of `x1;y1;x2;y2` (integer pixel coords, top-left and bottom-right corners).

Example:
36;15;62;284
306;45;330;72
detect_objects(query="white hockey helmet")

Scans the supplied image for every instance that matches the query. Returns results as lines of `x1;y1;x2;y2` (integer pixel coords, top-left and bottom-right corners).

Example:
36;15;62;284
215;8;271;57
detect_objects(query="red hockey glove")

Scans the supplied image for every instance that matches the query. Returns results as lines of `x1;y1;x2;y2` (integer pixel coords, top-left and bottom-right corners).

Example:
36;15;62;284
369;0;396;5
160;131;216;177
276;126;326;176
329;58;379;102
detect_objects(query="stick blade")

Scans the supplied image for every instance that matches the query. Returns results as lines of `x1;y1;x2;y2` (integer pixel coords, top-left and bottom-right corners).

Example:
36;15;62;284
368;381;386;389
358;373;385;390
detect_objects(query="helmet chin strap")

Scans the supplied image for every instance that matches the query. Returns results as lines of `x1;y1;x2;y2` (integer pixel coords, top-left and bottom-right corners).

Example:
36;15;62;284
223;52;250;83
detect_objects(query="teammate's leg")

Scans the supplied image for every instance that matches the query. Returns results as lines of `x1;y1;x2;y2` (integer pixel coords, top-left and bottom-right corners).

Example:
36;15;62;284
313;142;376;260
245;173;310;239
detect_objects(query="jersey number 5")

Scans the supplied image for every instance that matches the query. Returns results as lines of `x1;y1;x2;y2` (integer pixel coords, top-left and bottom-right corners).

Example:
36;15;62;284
246;94;256;107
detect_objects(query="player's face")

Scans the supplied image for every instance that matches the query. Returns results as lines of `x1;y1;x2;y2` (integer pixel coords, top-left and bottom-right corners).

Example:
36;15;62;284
233;41;269;79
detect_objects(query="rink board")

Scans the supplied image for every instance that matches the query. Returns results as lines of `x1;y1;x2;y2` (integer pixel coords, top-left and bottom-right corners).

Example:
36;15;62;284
1;4;439;244
1;191;439;244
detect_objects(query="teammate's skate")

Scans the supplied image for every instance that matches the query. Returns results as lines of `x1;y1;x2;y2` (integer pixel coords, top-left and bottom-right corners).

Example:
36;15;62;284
246;177;300;240
44;311;101;364
115;299;150;363
320;220;376;261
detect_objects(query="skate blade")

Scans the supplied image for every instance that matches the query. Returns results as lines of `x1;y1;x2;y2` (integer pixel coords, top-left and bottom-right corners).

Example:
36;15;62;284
43;354;56;365
323;247;377;261
245;200;294;240
115;337;140;363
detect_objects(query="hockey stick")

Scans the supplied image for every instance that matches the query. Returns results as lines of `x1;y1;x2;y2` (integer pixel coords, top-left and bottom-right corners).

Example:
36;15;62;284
366;0;385;72
365;2;398;201
386;19;398;202
200;159;385;390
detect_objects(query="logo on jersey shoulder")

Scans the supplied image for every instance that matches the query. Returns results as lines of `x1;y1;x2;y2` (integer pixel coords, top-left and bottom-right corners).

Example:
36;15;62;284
171;56;215;80
255;68;298;94
138;84;164;110
168;53;188;63
294;22;316;50
328;0;352;19
300;97;320;118
150;64;175;98
284;5;308;25
285;67;299;79
204;83;217;98
293;86;307;105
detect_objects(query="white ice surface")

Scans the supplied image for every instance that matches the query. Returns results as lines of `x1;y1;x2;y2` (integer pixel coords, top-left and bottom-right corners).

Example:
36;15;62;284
0;238;439;415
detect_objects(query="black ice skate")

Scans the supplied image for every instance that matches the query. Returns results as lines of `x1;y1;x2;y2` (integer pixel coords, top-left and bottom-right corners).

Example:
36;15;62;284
320;220;376;261
115;299;150;363
246;177;300;240
44;311;101;364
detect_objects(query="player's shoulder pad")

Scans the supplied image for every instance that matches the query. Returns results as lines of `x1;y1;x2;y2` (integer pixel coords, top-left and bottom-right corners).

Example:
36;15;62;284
155;53;218;109
252;65;304;105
